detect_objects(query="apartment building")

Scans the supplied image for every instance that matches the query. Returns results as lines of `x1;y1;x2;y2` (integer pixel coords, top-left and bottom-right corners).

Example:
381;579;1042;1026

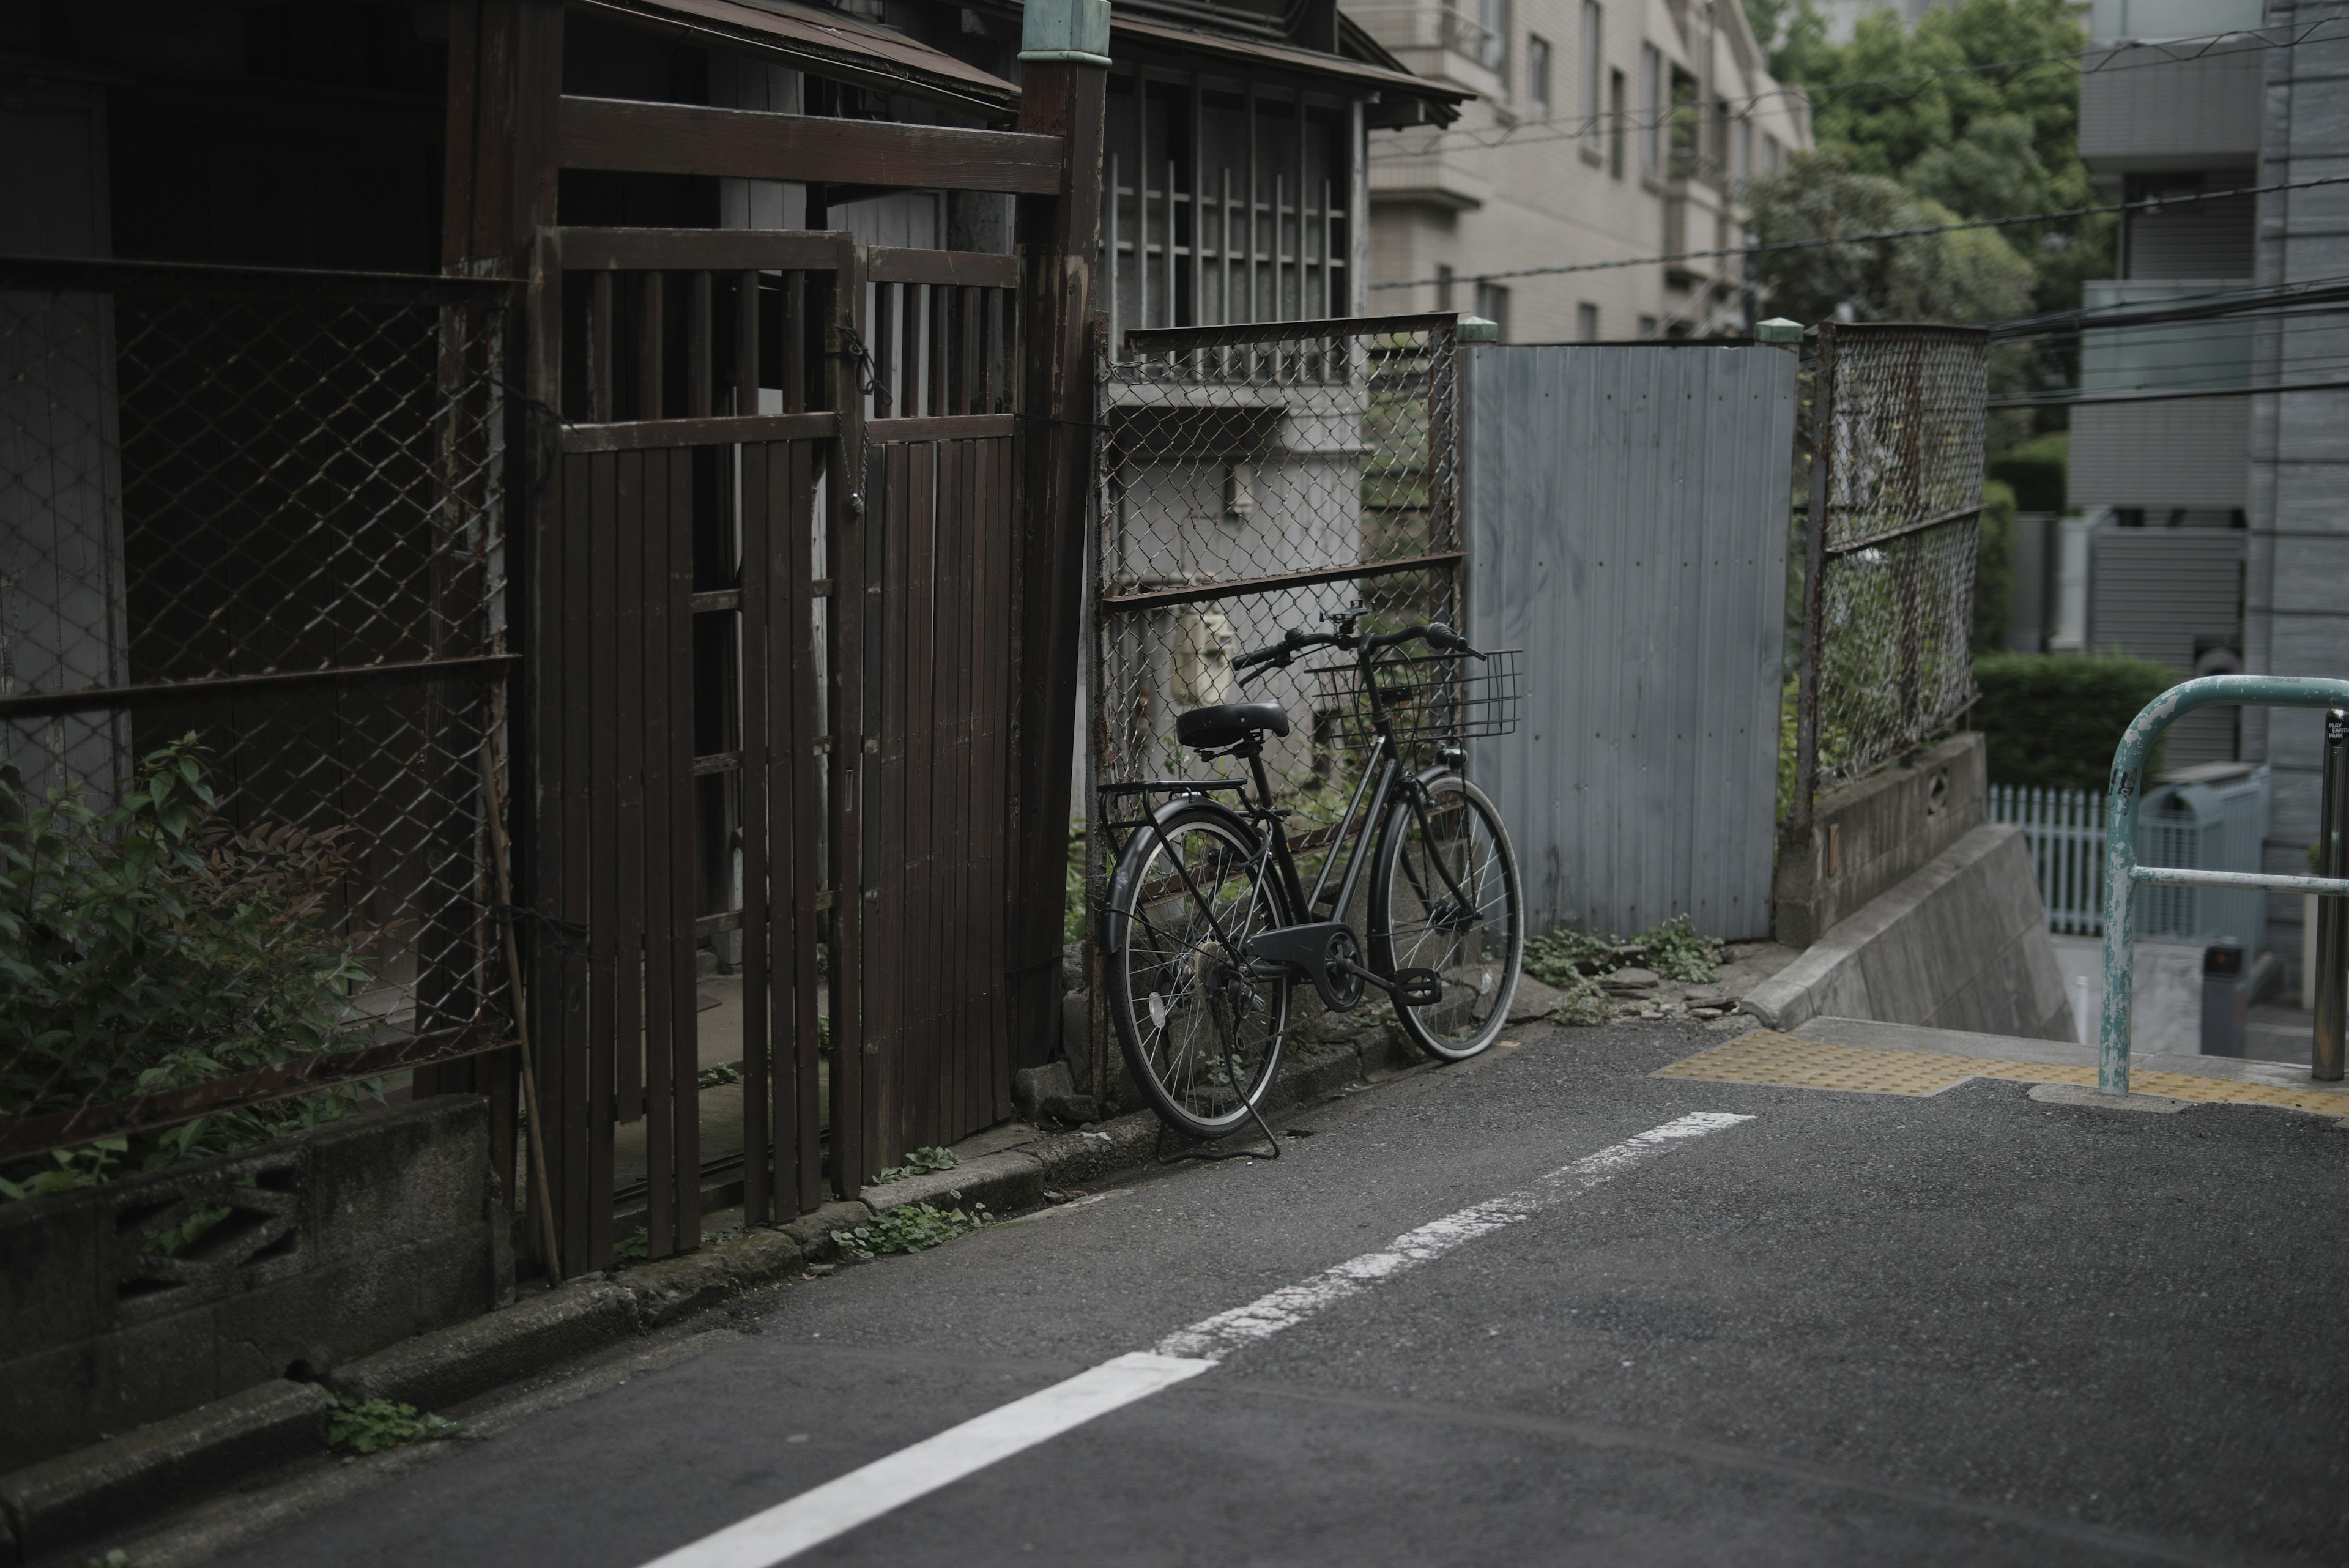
2052;0;2349;970
1353;0;1810;341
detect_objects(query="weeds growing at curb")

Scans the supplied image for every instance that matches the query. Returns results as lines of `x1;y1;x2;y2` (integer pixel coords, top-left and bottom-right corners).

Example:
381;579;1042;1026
840;1194;991;1258
324;1394;460;1454
79;1551;138;1567
1524;915;1725;1024
875;1145;958;1183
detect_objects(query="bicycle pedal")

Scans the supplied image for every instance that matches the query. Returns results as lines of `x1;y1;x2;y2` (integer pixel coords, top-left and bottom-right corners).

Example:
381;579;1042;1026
1392;967;1444;1007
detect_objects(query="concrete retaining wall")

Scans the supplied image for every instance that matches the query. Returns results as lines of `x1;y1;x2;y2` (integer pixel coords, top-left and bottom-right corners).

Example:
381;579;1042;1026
0;1097;506;1473
1745;823;2074;1040
1773;734;1989;949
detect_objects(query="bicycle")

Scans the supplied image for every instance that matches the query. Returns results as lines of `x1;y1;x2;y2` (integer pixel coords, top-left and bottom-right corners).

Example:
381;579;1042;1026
1096;609;1525;1141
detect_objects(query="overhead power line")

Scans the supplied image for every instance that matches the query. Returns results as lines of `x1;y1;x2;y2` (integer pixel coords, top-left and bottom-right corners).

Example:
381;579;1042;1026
1365;15;2345;162
1989;378;2349;409
1365;172;2349;292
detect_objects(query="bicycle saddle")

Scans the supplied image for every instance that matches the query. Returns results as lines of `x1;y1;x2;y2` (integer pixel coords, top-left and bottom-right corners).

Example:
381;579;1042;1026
1176;700;1290;751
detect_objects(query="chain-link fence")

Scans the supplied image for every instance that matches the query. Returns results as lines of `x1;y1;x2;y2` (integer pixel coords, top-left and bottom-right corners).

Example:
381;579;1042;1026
1789;322;1991;825
1091;314;1461;828
1;257;516;1169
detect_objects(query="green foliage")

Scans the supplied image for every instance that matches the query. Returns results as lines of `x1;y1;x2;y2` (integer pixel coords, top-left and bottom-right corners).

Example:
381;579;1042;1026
1064;818;1088;947
79;1552;138;1568
1748;150;2037;328
324;1394;460;1454
1523;916;1726;1025
875;1145;959;1183
840;1194;992;1258
0;740;381;1200
614;1225;651;1260
1973;480;2017;656
1973;652;2175;789
1988;431;2066;513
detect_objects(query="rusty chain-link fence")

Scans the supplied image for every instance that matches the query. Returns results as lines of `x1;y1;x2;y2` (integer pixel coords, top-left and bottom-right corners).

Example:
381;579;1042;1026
1789;322;1991;827
1090;314;1461;829
1;257;517;1173
1082;314;1464;1096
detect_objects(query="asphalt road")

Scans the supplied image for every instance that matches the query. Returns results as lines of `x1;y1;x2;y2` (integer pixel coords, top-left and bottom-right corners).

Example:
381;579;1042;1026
209;1019;2349;1567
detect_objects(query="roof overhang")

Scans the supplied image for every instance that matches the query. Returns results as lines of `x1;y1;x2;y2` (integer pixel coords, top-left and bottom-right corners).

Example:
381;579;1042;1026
575;0;1023;120
1111;13;1470;124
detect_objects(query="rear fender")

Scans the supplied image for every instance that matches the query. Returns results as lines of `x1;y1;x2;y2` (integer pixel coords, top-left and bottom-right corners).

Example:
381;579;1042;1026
1102;796;1260;957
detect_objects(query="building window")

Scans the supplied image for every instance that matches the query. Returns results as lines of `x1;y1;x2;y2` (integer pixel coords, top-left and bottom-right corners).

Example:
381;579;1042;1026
1476;281;1511;340
1436;264;1456;312
1528;35;1551;115
1577;301;1600;341
1637;313;1658;339
1668;67;1700;179
1580;1;1601;138
1479;0;1511;80
1608;68;1625;179
1640;44;1662;176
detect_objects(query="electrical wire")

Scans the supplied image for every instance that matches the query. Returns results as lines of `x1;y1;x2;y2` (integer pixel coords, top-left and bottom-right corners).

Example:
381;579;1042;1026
1989;377;2349;409
1364;15;2342;161
1365;171;2349;292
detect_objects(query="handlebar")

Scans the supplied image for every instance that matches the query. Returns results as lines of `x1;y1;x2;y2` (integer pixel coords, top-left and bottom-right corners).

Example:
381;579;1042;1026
1233;620;1485;675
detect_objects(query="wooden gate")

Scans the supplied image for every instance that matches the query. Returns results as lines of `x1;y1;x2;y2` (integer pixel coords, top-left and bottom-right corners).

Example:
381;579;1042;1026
858;248;1022;1168
527;231;1025;1267
529;228;861;1268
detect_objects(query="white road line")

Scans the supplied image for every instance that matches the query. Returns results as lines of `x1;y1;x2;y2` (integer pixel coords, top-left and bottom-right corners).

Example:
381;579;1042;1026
638;1110;1754;1568
1155;1110;1753;1361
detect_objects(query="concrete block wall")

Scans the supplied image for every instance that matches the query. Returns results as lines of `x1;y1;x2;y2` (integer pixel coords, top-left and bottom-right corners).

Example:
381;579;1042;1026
1773;733;1989;949
1746;823;2075;1041
0;1097;506;1473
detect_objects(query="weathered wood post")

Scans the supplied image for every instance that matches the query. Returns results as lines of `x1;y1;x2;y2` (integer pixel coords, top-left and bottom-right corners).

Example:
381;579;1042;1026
1009;0;1109;1080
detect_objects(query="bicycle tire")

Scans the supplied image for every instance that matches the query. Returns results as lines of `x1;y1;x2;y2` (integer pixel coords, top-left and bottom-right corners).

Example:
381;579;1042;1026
1105;805;1295;1138
1369;771;1523;1061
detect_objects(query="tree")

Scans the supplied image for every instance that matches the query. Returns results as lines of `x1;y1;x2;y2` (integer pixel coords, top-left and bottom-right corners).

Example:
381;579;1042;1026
1748;148;2036;327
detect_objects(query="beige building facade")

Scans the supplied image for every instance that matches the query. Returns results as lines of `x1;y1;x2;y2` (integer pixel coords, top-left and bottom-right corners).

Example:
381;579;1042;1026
1354;0;1810;340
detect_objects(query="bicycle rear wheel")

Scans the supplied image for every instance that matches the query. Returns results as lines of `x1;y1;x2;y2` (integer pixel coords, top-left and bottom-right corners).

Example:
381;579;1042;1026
1104;806;1294;1138
1370;771;1523;1061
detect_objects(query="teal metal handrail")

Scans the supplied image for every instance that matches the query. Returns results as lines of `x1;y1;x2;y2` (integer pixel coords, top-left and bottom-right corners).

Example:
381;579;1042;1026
2099;675;2349;1094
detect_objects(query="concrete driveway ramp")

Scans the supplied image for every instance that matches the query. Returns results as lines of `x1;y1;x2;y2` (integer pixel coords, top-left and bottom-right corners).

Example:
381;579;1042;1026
1741;823;2073;1041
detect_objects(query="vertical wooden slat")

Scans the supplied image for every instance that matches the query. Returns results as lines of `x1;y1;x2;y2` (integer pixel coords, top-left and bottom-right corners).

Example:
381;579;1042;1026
928;282;948;420
587;446;624;1261
739;439;773;1224
874;281;896;420
1190;72;1204;330
904;439;937;1154
787;434;823;1208
689;270;714;418
590;272;615;422
962;288;982;416
560;451;598;1268
737;269;761;415
976;436;1012;1119
763;440;802;1215
615;444;647;1133
928;440;962;1139
667;450;700;1243
638;272;664;420
1245;80;1259;323
948;438;980;1134
1294;92;1309;325
639;448;677;1258
1162;157;1176;330
785;272;808;414
871;439;906;1161
828;245;870;1196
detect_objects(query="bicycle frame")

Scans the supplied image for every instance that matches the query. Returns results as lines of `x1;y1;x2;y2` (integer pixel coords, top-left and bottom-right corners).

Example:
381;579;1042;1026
1100;630;1483;1003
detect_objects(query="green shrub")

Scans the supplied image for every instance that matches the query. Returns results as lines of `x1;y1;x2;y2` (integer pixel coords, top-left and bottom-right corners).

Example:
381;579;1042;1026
0;738;377;1200
1972;652;2175;789
1972;479;2016;656
324;1394;460;1454
1987;431;2066;515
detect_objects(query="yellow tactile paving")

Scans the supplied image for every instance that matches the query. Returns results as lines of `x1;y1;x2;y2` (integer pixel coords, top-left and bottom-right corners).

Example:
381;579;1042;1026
1657;1029;2349;1119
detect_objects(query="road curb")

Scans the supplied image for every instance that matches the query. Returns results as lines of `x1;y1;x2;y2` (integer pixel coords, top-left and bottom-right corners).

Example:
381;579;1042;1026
1;1033;1426;1562
0;1379;329;1565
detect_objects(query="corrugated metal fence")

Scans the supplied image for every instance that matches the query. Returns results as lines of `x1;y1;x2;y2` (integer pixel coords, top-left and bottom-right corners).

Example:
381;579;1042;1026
1463;344;1798;942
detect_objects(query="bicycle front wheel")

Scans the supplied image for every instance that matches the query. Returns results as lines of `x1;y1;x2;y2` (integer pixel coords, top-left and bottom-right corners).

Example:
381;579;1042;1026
1105;806;1295;1138
1370;771;1523;1061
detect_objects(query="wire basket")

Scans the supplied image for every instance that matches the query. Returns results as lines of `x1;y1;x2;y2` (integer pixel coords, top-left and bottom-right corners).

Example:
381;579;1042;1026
1308;648;1521;748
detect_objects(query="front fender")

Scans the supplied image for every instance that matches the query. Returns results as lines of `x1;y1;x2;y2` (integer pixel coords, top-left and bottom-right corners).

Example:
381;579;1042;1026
1101;795;1258;956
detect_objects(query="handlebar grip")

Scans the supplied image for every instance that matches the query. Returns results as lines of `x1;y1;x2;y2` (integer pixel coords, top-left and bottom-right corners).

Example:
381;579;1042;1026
1232;644;1283;672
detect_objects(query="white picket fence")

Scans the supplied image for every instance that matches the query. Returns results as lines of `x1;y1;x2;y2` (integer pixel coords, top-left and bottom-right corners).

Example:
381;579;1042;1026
1990;768;2272;942
1991;786;2109;935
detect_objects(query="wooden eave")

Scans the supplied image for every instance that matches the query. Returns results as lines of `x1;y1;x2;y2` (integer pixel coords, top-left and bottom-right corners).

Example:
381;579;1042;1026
1110;13;1470;123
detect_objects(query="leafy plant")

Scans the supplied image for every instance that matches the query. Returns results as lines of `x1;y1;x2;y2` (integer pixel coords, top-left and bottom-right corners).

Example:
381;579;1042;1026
324;1393;460;1454
839;1194;991;1258
1523;915;1726;1025
0;740;381;1200
875;1146;958;1183
697;1061;743;1090
614;1225;650;1260
79;1551;138;1568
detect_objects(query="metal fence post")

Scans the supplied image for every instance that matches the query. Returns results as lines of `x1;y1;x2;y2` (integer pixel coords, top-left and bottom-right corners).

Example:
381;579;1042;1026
2314;708;2348;1080
1790;324;1833;836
